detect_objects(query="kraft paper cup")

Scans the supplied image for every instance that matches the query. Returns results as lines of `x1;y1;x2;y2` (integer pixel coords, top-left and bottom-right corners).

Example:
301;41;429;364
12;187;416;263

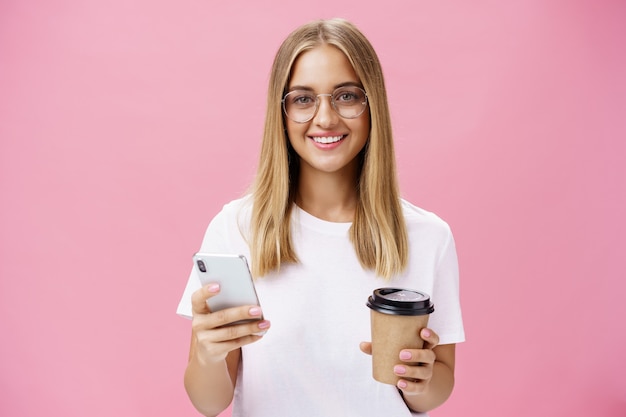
366;288;435;385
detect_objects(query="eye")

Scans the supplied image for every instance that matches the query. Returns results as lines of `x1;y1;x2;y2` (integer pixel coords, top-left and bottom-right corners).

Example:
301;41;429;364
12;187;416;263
334;88;363;104
289;92;315;107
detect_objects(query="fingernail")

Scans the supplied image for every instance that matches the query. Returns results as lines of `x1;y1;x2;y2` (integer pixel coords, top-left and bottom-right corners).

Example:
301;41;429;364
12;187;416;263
258;320;270;329
397;380;408;389
207;284;220;293
394;365;406;375
399;351;412;360
422;328;431;338
249;307;262;316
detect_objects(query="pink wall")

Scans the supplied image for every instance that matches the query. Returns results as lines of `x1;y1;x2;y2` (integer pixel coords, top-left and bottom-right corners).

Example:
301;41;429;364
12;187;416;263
1;1;624;416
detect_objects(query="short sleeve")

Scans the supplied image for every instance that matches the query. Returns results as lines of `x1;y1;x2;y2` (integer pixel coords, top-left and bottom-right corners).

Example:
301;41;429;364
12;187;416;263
176;196;251;318
429;230;465;344
175;208;231;319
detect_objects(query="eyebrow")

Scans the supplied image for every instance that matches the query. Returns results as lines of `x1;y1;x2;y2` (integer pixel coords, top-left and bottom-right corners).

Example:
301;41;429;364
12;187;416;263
287;81;363;92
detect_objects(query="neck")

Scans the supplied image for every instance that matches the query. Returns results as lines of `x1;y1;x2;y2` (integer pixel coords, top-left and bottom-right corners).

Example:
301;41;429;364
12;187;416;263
295;166;358;223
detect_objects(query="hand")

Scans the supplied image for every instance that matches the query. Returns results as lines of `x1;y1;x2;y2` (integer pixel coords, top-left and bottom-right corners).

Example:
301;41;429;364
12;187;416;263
191;283;270;365
360;327;439;396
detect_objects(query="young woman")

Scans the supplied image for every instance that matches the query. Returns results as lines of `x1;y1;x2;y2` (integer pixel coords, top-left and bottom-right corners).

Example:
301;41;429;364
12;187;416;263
177;18;464;417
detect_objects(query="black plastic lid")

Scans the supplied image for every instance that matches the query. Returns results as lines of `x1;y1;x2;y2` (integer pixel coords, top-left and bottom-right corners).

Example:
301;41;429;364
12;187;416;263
366;288;434;316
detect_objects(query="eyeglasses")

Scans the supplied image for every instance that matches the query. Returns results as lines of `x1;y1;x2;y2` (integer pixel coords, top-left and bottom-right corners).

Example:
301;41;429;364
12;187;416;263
282;86;368;123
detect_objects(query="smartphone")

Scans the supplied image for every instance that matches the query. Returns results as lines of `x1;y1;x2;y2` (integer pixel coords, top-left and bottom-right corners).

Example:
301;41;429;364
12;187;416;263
193;253;262;323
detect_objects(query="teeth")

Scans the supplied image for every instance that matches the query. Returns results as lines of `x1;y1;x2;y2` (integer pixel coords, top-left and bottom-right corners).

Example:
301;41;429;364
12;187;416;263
313;136;343;144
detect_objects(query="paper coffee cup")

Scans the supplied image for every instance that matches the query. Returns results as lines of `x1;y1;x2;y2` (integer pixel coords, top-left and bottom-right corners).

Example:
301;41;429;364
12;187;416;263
366;288;435;385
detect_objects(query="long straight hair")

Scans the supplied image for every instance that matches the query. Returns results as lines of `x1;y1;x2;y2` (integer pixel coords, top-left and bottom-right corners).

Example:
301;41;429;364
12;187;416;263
249;18;408;279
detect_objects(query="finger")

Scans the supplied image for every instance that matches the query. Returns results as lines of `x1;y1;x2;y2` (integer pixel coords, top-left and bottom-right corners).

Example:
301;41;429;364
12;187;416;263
394;362;433;382
398;347;436;365
192;304;264;334
191;283;221;314
198;318;271;344
420;327;440;350
204;305;265;329
397;377;429;396
359;342;372;355
196;333;265;363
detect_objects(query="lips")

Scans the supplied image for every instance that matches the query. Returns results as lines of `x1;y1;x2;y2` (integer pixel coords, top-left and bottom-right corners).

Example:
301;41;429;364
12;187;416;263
310;135;345;144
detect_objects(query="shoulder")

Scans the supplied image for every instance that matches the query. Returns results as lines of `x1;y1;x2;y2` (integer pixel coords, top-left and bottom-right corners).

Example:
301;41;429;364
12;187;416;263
212;195;254;224
400;198;453;242
202;195;253;239
219;194;254;214
200;195;254;252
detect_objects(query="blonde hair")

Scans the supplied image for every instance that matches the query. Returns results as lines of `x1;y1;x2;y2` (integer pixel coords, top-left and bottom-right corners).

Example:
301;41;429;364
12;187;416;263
250;18;408;279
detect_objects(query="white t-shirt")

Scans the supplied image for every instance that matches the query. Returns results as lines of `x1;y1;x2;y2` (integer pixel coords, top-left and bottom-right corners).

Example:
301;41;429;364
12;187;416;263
177;196;465;417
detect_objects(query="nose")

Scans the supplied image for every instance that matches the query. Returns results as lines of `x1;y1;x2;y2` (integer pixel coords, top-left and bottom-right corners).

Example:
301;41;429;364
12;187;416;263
313;94;338;127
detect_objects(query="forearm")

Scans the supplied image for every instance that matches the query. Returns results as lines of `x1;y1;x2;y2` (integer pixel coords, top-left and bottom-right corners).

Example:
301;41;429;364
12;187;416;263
184;355;234;417
404;360;455;413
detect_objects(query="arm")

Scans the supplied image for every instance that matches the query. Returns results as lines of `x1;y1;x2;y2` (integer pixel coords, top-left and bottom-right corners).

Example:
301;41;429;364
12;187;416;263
184;339;240;416
395;329;456;413
184;284;270;417
359;328;456;413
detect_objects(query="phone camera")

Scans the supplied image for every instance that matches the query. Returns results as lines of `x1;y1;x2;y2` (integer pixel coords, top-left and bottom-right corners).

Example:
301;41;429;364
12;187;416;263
197;260;207;273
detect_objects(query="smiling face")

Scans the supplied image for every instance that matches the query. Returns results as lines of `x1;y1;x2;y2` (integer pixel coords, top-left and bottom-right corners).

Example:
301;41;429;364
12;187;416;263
285;44;370;180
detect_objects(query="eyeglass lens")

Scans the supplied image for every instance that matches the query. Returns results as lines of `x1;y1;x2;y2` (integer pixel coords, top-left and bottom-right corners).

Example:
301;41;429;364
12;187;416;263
283;86;367;123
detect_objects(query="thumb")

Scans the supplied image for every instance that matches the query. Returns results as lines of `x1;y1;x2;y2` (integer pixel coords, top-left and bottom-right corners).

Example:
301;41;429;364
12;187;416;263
191;283;221;314
359;341;372;355
420;328;440;350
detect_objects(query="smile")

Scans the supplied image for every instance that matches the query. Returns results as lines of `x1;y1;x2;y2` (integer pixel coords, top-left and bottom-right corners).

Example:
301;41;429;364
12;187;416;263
311;135;344;144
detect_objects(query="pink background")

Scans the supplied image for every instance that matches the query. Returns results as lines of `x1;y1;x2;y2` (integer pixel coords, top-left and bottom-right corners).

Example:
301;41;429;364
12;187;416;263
1;1;625;416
